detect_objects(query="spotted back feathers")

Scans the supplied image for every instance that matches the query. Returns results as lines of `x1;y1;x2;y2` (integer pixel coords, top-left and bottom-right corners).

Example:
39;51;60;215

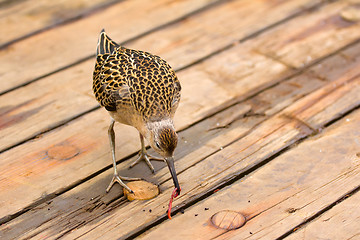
93;30;181;121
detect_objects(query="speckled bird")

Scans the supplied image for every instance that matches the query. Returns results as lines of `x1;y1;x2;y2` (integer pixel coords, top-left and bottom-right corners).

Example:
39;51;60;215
93;30;181;195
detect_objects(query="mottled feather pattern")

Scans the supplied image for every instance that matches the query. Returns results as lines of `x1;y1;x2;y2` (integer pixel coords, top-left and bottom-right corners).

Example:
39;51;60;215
92;30;182;197
93;40;181;121
158;127;178;154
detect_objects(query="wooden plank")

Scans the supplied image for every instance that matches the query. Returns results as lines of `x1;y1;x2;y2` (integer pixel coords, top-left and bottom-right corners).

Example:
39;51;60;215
0;0;117;47
0;43;289;152
285;191;360;240
0;99;306;240
57;60;360;239
1;0;360;236
128;0;322;70
309;40;360;82
137;108;360;240
0;62;327;239
1;0;355;152
0;48;287;217
2;0;360;228
1;49;357;238
253;0;360;68
285;66;360;129
0;0;322;94
0;0;221;94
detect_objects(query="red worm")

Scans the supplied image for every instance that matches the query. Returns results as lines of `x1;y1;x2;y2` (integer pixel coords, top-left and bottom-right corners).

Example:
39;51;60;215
167;187;180;219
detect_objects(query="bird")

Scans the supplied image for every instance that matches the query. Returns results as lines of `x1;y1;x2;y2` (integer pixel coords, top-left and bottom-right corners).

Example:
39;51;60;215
92;29;181;195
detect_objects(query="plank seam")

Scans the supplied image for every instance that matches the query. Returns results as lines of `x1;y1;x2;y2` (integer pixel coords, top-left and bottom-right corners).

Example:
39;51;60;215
275;184;360;240
0;0;124;50
0;0;230;96
121;102;360;240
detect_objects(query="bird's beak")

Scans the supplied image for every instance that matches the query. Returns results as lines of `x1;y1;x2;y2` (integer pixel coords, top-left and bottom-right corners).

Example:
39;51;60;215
166;157;181;195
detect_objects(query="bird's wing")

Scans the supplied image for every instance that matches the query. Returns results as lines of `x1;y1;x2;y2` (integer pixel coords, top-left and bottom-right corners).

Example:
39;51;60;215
93;53;131;111
170;75;181;117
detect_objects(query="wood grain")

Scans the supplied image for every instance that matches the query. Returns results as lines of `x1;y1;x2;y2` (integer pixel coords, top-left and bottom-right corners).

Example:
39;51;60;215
0;0;333;152
0;0;117;47
1;47;357;237
1;0;360;239
254;0;360;68
0;0;322;94
137;108;360;240
0;69;323;238
0;0;221;93
62;56;360;239
286;191;360;240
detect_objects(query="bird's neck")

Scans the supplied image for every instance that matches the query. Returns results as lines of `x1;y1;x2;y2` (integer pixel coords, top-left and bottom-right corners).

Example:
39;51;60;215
146;118;174;132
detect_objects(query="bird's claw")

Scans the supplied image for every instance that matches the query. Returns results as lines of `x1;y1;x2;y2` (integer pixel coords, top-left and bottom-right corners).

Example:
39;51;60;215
129;151;164;173
106;174;140;193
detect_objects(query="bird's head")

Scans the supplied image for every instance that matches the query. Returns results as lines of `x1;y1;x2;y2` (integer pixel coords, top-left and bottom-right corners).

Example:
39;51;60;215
145;119;181;195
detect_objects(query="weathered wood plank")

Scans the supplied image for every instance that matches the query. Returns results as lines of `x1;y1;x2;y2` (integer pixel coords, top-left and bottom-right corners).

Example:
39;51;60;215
58;57;360;239
0;47;289;218
2;0;360;238
1;0;354;153
137;108;360;240
285;66;360;129
0;0;117;47
2;0;322;153
0;43;289;152
2;45;358;238
4;5;360;232
128;0;322;71
0;62;326;239
254;0;360;68
0;0;321;94
285;191;360;240
0;99;306;240
0;0;221;94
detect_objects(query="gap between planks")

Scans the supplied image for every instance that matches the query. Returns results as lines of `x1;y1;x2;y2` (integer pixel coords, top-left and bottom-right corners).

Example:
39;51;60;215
0;0;227;95
0;0;327;95
277;184;360;240
135;108;360;240
0;0;122;49
0;0;340;154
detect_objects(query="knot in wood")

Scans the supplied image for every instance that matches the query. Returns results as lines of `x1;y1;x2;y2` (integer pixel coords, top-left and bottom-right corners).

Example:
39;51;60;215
210;210;246;230
47;144;79;160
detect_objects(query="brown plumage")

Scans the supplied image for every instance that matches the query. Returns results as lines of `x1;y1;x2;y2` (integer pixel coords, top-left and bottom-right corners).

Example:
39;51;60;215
92;30;181;195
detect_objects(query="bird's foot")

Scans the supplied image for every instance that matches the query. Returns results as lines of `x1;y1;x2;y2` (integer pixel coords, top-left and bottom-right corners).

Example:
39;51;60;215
106;174;141;193
129;151;164;173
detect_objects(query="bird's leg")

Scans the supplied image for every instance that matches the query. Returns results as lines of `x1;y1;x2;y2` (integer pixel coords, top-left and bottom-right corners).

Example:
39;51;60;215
129;133;164;173
107;119;140;193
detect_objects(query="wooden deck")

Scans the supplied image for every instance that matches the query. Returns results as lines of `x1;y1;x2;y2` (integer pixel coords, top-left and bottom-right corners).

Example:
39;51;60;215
1;0;360;239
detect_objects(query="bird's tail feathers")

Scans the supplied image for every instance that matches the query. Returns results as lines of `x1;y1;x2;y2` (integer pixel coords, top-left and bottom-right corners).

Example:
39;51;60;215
96;29;119;55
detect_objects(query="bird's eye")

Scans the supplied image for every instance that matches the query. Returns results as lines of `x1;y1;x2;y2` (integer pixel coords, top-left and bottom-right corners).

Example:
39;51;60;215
155;142;161;149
